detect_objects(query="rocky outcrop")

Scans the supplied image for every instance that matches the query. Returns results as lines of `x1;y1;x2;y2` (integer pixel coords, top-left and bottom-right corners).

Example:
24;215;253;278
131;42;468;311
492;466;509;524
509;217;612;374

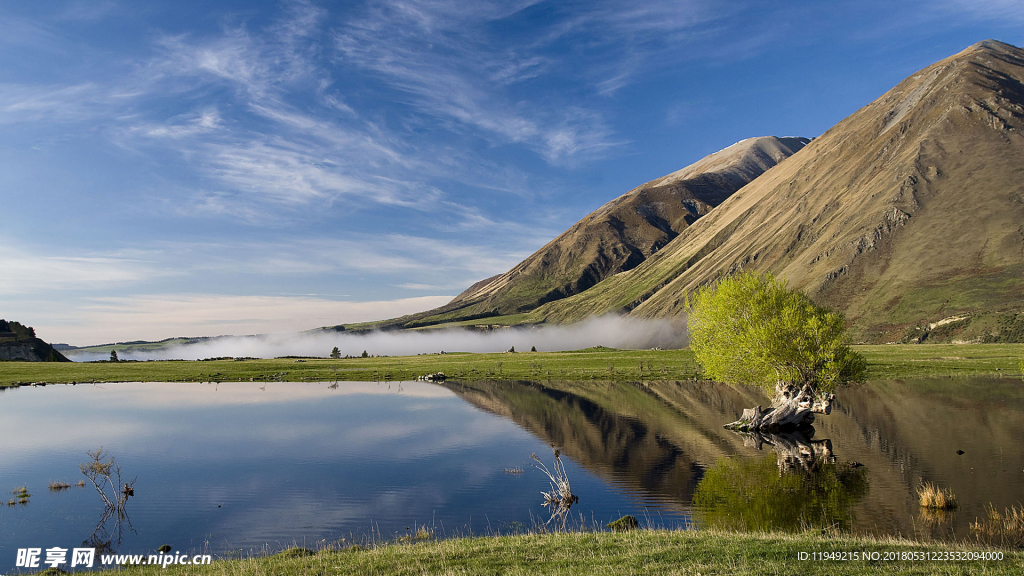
0;320;70;362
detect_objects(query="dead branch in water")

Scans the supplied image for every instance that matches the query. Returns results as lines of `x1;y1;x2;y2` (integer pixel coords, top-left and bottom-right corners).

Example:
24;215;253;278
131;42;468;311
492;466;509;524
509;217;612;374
531;448;578;531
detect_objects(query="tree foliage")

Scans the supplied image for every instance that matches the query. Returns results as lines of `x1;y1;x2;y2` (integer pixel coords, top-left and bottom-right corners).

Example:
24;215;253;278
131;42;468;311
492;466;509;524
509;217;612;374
330;346;341;359
687;272;865;394
1;319;36;340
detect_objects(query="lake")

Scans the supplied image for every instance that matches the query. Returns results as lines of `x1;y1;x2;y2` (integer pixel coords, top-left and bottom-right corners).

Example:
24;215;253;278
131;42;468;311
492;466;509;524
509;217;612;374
1;377;1021;570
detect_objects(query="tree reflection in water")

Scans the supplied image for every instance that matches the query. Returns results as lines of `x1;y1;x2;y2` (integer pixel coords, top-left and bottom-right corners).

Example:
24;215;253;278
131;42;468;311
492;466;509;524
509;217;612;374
80;449;136;554
693;429;868;532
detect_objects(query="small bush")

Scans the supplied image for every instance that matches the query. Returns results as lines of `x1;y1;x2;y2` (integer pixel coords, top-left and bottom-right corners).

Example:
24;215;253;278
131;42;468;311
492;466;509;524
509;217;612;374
275;547;316;558
399;525;434;543
606;515;639;532
917;481;958;509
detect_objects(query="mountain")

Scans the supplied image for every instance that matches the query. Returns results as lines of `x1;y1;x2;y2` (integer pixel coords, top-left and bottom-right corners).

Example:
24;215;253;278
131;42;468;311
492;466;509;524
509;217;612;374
523;40;1024;343
0;320;70;362
349;136;808;330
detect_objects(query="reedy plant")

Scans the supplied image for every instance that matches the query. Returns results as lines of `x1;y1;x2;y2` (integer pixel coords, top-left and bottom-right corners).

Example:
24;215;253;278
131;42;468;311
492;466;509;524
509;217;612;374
531;449;578;531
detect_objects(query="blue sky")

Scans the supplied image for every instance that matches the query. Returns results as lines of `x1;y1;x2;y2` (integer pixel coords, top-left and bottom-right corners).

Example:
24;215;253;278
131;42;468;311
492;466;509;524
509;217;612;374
2;0;1021;345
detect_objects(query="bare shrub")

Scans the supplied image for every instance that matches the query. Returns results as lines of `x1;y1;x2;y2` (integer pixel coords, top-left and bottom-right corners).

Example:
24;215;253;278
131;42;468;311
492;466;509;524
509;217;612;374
531;449;578;530
80;448;136;549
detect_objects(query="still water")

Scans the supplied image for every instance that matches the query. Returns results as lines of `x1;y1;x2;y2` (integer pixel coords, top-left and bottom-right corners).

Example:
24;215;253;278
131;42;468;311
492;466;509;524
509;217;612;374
1;377;1022;570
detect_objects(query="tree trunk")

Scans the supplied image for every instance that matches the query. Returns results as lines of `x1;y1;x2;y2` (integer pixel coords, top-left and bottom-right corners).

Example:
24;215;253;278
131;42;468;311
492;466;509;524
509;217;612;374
724;383;833;432
737;429;835;473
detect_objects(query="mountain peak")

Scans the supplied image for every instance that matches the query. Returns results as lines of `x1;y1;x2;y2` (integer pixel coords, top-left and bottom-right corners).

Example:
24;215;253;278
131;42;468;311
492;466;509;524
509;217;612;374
968;39;1019;54
531;40;1024;342
355;136;808;330
651;136;810;188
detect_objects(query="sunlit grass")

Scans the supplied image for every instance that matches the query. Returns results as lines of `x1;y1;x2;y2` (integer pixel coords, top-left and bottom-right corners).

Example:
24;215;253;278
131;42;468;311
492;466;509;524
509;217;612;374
972;504;1024;548
86;529;1022;575
917;481;958;509
3;343;1024;386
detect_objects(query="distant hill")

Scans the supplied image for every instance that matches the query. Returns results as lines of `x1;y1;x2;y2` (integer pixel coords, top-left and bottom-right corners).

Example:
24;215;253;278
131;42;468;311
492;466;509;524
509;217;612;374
339;136;808;331
0;320;70;362
61;336;226;358
521;40;1024;343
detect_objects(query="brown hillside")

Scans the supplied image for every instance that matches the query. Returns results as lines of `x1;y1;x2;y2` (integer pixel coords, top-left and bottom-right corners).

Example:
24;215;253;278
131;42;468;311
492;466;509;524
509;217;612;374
367;136;807;330
533;40;1024;343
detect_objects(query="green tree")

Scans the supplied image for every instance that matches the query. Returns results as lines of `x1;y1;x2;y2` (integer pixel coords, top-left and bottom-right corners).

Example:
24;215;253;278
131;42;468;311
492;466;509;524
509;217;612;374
693;454;868;532
330;346;341;359
361;350;368;358
109;350;119;362
687;272;865;430
3;320;36;340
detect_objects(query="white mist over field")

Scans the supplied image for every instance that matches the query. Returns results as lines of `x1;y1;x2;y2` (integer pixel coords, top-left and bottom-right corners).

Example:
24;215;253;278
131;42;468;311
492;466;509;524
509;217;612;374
71;316;687;361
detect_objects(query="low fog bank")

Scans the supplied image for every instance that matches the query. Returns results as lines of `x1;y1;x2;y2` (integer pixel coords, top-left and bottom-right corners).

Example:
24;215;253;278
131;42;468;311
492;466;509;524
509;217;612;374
70;316;687;361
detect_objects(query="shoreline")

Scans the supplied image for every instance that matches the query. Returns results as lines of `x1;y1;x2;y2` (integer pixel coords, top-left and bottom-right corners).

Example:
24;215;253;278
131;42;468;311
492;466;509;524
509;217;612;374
2;344;1023;387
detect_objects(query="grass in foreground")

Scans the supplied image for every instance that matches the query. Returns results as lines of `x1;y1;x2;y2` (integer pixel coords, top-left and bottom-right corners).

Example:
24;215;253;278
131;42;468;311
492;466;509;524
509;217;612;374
2;344;1023;386
95;529;1022;576
972;505;1024;548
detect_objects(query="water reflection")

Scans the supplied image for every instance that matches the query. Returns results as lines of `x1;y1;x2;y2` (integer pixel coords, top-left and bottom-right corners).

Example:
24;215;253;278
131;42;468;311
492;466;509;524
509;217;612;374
0;381;663;570
1;375;1021;566
440;380;713;510
80;448;136;554
443;377;1024;541
693;454;869;532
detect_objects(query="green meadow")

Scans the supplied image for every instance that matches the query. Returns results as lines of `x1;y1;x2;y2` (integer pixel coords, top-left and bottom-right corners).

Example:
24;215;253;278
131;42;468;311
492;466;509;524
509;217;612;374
3;344;1024;386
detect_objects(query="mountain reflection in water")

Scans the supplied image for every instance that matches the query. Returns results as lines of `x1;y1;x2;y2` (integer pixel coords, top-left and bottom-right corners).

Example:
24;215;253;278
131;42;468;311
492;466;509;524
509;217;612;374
442;377;1024;541
1;376;1020;567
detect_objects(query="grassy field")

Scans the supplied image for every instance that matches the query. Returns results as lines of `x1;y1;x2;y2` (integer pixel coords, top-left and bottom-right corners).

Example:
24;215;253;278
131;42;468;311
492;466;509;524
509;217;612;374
2;344;1024;386
90;529;1021;576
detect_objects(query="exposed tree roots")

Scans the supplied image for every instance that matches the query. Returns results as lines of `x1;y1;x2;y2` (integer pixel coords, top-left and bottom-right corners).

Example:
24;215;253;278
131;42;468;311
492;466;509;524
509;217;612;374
725;383;834;433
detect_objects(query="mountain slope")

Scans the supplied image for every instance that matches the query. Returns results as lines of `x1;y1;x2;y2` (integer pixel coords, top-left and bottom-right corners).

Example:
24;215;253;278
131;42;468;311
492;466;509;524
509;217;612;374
365;136;807;330
529;40;1024;342
0;320;70;362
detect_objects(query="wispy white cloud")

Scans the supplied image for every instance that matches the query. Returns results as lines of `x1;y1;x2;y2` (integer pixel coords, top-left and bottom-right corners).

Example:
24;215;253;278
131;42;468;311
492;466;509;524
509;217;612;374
0;82;104;124
0;13;67;51
31;293;456;344
151;30;274;97
138;109;223;138
0;244;172;295
332;0;623;165
394;282;449;290
166;235;529;280
101;19;433;216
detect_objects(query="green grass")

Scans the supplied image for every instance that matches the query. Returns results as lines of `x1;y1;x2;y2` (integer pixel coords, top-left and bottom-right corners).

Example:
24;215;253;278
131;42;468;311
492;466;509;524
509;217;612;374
856;343;1024;379
3;344;1024;386
93;529;1022;575
0;347;702;386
